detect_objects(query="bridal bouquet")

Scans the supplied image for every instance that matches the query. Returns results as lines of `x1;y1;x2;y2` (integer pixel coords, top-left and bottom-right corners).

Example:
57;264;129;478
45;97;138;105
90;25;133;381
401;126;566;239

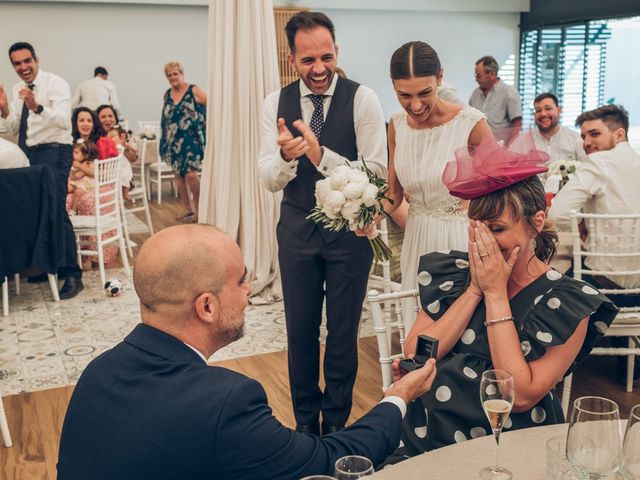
307;159;393;262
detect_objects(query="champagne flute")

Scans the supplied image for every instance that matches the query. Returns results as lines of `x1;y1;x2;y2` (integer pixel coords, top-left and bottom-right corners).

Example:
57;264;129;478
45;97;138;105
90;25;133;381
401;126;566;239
621;404;640;480
566;396;622;479
479;369;515;480
334;455;374;479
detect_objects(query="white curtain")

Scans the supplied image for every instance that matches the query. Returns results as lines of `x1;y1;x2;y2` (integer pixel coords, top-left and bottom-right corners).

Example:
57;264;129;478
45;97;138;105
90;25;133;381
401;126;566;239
200;0;282;304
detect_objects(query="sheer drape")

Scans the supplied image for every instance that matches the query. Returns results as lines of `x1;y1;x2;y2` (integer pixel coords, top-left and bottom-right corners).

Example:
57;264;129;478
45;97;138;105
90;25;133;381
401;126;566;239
200;0;282;303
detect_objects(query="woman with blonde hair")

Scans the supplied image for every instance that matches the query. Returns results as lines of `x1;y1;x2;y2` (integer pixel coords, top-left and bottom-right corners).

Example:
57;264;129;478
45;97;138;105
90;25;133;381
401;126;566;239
160;61;207;222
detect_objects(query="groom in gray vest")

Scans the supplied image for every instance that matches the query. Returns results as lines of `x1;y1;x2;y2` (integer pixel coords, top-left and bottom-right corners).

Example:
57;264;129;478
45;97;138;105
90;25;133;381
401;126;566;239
258;12;387;435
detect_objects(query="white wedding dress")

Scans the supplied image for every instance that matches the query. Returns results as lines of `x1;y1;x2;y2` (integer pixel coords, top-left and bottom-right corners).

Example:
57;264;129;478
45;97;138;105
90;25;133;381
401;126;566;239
392;106;484;326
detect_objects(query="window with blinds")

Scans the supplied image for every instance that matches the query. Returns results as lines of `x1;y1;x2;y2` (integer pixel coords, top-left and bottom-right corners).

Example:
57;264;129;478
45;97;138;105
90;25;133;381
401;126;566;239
519;21;612;128
273;7;308;87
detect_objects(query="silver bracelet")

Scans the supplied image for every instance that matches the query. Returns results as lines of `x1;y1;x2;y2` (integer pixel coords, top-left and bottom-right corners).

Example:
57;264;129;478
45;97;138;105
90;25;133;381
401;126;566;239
484;315;514;327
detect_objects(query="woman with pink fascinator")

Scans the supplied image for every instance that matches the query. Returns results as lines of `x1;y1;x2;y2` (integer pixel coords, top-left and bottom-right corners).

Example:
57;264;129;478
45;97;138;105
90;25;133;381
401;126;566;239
383;135;617;464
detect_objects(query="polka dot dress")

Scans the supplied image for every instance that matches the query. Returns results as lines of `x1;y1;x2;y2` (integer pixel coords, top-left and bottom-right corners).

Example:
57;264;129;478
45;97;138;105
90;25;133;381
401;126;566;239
383;251;618;465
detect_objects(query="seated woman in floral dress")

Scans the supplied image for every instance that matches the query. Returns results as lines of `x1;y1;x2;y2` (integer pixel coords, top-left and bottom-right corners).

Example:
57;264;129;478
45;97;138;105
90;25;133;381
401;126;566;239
386;135;618;463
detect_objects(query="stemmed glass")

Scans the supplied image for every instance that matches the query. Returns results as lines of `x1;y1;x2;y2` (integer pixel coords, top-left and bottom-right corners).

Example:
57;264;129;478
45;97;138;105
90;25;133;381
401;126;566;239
566;396;622;479
334;455;374;479
621;404;640;480
479;369;515;480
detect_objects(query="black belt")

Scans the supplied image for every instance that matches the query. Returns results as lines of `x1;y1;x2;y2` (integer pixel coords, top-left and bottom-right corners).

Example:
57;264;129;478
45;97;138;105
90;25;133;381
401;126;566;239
28;142;69;151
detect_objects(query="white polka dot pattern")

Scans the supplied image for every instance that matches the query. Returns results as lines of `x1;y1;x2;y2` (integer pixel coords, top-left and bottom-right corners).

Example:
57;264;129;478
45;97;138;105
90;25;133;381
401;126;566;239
463;366;478;379
455;259;469;269
485;384;497;396
461;329;475;345
531;406;546;424
439;280;454;291
414;426;427;438
417;271;432;286
437;249;451;255
454;430;467;443
594;321;608;334
470;427;487;438
534;295;543;305
435;385;452;402
546;270;562;281
520;340;532;356
582;285;598;295
427;300;440;314
536;331;553;343
503;417;512;429
547;297;561;309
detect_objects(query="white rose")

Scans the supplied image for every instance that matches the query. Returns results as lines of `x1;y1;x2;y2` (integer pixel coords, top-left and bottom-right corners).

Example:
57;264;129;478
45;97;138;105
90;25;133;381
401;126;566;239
325;190;347;210
340;200;361;221
361;184;378;207
329;171;350;190
348;170;369;186
333;165;353;177
342;181;365;200
315;179;332;205
322;205;339;220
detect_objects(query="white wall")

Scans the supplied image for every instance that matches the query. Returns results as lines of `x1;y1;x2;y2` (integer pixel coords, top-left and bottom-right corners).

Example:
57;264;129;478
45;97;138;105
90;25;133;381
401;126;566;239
322;8;520;118
0;1;520;127
0;1;208;130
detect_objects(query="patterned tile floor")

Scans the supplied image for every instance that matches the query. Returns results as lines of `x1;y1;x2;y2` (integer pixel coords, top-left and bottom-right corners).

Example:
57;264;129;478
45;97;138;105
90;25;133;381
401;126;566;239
0;268;375;396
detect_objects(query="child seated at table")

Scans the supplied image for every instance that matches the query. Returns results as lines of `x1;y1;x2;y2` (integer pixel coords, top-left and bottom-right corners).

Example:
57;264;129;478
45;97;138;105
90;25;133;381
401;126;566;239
68;139;98;214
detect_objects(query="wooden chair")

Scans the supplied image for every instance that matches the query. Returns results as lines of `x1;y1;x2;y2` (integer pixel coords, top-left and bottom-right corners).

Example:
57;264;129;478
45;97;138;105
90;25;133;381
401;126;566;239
71;156;131;286
568;210;640;393
139;121;176;204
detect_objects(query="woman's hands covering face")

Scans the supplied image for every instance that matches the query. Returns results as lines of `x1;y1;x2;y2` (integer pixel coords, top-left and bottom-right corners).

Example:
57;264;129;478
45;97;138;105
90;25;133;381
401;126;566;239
468;220;519;297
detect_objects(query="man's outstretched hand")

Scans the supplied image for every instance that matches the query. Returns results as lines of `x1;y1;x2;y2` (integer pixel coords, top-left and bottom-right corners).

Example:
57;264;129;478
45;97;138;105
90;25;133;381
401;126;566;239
385;358;437;405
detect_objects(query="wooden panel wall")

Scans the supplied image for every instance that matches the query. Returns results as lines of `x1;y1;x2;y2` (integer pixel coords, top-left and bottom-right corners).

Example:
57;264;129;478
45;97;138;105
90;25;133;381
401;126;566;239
273;7;308;87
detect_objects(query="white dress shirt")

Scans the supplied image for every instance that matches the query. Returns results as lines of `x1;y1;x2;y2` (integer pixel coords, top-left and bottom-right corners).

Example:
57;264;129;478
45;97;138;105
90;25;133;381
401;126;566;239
5;70;73;146
72;76;122;116
258;74;387;192
469;80;522;144
548;141;640;287
532;126;586;163
0;137;29;168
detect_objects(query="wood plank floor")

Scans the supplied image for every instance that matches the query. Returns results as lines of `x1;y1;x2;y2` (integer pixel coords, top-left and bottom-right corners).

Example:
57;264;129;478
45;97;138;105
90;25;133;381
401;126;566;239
2;184;638;478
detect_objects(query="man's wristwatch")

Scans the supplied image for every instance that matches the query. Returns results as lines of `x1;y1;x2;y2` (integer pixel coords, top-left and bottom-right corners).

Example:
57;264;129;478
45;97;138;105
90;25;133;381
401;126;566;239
34;105;44;114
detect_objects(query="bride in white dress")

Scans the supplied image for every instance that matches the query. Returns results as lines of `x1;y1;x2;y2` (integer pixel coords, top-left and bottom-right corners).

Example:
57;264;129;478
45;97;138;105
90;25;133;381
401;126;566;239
385;42;492;326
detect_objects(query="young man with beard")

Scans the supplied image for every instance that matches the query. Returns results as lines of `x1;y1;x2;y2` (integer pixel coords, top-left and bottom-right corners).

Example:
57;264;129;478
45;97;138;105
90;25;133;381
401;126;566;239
258;12;387;436
57;225;438;480
531;93;586;164
549;104;640;386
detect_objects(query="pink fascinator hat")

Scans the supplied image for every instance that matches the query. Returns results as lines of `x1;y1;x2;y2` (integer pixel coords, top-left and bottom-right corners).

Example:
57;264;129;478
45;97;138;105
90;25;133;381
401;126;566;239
442;130;550;200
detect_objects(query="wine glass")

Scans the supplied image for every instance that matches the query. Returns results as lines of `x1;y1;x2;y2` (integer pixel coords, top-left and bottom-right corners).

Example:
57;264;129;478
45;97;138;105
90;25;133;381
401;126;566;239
566;396;622;479
334;455;374;479
479;369;515;480
621;404;640;479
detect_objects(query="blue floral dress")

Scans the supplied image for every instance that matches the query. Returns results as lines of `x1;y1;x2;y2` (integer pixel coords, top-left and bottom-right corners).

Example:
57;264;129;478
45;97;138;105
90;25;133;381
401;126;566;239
160;85;206;176
386;250;617;463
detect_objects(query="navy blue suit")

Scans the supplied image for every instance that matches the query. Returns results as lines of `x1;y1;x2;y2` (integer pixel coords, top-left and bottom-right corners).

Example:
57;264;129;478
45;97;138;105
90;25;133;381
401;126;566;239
57;324;402;480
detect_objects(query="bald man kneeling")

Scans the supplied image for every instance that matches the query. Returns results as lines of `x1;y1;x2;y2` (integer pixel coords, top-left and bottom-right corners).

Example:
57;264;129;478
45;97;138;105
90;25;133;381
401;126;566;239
57;225;437;480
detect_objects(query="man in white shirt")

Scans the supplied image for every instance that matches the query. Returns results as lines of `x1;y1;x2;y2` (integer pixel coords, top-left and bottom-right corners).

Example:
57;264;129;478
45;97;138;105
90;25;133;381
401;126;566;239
258;12;387;436
548;104;640;385
0;42;83;299
0;137;29;168
71;66;122;117
532;92;586;164
469;55;522;145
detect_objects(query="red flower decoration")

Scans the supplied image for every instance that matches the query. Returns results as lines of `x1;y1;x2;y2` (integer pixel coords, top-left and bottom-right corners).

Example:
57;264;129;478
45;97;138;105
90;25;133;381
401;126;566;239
442;130;549;200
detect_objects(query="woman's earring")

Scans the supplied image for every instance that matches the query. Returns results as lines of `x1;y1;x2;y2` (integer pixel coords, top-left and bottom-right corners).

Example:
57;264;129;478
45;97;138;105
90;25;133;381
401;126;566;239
529;237;537;251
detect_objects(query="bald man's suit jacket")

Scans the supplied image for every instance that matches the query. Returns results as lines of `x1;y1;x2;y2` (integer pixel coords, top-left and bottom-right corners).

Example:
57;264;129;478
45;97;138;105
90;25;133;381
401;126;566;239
57;323;402;480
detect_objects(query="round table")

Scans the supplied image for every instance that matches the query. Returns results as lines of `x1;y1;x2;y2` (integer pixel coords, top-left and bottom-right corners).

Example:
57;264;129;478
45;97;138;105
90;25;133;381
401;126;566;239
371;423;624;479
